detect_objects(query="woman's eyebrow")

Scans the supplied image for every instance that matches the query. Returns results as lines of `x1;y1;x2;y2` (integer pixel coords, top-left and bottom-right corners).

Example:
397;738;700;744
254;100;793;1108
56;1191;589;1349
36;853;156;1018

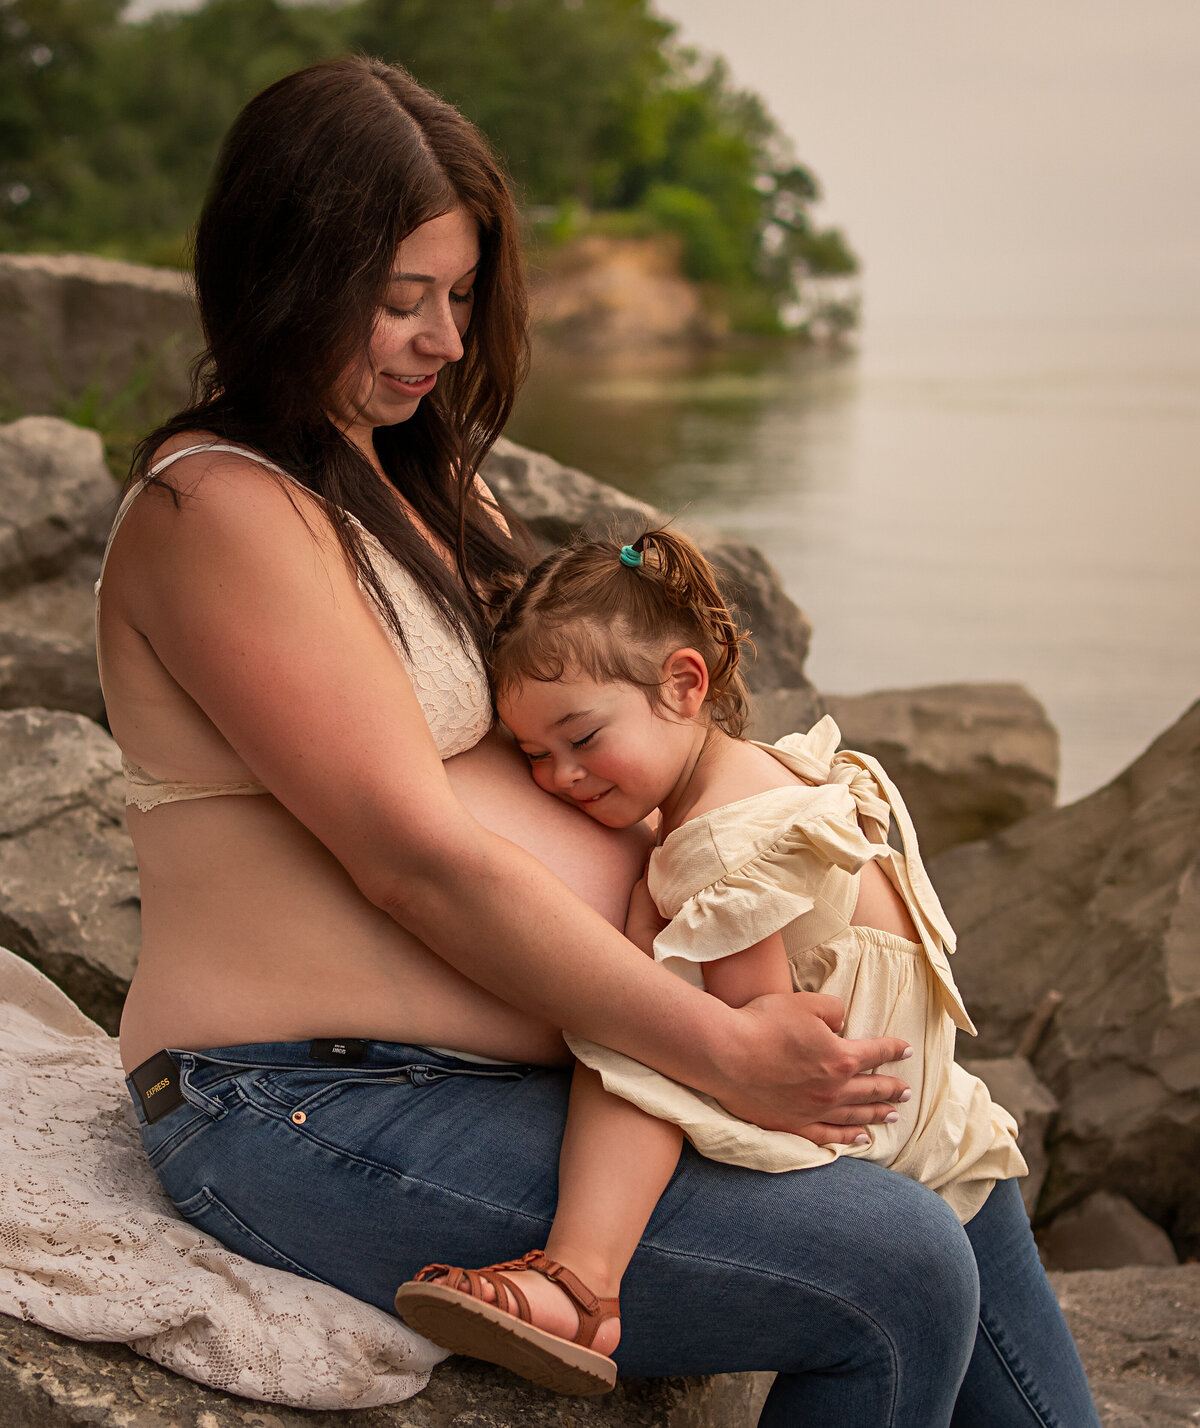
390;263;480;283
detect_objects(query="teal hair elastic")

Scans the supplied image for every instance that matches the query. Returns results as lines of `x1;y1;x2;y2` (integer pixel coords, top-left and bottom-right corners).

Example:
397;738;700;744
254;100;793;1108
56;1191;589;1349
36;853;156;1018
619;544;643;568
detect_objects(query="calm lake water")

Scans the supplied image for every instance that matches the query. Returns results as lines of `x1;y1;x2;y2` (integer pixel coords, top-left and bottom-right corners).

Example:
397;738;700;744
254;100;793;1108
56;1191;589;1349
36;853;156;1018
506;317;1200;804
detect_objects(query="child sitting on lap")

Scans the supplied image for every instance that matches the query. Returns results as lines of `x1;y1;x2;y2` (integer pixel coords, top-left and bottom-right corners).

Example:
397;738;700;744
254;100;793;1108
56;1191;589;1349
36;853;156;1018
396;528;1025;1396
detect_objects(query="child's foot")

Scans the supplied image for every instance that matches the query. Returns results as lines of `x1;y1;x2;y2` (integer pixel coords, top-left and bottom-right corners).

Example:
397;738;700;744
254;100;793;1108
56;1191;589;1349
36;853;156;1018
395;1250;620;1396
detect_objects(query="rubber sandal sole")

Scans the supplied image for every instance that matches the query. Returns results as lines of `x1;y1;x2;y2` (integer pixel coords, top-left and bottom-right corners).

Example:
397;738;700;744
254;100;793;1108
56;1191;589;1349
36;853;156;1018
395;1281;617;1396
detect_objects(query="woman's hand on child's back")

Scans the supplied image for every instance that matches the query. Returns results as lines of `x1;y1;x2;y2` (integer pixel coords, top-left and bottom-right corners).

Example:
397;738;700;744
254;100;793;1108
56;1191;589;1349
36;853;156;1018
711;991;912;1146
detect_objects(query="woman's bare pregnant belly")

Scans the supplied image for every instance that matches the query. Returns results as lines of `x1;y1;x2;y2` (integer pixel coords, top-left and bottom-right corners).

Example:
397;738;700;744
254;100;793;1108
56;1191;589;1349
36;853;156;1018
118;730;650;1072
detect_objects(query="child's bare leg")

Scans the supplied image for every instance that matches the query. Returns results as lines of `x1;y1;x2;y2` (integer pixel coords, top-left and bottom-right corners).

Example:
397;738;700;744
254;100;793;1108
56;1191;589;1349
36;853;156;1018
545;1064;683;1312
432;1063;682;1357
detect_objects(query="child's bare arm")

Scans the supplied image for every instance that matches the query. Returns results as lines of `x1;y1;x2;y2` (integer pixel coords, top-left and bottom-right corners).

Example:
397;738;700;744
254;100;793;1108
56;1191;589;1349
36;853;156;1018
702;932;794;1008
624;875;666;956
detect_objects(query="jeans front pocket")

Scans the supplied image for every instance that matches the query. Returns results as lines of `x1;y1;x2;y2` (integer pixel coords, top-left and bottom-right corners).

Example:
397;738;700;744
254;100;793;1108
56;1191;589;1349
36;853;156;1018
172;1184;329;1284
242;1066;415;1120
404;1062;530;1087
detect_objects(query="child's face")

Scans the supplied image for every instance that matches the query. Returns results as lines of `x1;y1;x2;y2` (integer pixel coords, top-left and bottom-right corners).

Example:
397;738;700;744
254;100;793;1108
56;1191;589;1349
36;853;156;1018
498;673;702;828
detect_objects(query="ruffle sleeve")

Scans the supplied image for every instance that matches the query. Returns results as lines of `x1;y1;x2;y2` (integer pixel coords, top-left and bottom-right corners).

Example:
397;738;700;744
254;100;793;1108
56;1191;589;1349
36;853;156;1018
648;781;888;968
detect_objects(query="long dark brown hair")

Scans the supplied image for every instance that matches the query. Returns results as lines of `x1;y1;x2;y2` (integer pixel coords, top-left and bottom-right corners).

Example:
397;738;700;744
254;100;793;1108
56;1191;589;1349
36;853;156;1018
134;56;530;661
491;528;753;737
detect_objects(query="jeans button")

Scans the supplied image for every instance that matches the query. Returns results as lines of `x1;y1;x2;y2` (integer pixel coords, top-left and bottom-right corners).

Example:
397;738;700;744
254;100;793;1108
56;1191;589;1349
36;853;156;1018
291;1110;306;1125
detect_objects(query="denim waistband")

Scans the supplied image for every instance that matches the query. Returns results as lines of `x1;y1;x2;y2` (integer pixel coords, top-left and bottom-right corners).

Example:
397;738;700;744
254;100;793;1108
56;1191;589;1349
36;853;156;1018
124;1039;531;1127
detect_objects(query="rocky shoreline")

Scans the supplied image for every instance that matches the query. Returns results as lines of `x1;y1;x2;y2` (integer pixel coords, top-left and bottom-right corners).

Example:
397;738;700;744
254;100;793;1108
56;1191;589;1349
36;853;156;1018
0;254;1196;1424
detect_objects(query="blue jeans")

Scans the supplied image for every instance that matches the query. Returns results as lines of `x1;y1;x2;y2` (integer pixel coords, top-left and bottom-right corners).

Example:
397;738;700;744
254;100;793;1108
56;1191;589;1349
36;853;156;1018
129;1040;1099;1427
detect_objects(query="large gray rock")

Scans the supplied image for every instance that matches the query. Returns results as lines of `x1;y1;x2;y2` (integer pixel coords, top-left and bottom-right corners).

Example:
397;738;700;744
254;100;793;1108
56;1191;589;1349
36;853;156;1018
0;563;104;721
817;683;1059;858
930;701;1200;1256
0;253;199;431
1040;1192;1180;1273
0;1312;769;1428
0;417;115;594
481;437;816;696
0;710;137;1035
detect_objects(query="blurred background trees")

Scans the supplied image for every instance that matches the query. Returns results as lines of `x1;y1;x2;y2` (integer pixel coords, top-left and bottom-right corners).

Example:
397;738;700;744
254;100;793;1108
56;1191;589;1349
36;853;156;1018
0;0;857;332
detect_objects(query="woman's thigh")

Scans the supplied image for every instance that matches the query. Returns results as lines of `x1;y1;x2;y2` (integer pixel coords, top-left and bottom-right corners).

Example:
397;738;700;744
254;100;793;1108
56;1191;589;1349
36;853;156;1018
137;1040;981;1426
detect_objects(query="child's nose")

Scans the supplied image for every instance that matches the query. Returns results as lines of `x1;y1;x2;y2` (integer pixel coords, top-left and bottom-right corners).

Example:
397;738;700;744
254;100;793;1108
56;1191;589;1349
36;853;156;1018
552;758;583;791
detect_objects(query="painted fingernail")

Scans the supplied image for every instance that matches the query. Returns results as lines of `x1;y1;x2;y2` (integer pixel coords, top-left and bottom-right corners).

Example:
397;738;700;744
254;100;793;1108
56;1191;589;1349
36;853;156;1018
901;1047;914;1059
884;1111;899;1123
898;1089;912;1103
854;1133;870;1144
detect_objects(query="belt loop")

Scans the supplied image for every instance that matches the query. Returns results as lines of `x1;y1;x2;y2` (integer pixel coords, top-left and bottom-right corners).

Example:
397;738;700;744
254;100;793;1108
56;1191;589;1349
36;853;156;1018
174;1052;228;1120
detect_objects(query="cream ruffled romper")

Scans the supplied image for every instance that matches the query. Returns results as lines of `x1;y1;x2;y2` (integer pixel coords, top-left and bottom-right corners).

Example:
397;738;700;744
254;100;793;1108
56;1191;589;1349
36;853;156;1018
568;717;1025;1224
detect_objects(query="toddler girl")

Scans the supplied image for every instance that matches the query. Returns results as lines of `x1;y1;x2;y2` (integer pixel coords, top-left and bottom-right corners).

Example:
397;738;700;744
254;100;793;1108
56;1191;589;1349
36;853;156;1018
396;528;1025;1396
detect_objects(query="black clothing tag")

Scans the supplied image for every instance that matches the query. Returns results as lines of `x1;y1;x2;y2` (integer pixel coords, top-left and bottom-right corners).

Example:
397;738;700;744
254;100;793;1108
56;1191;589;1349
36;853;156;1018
129;1050;184;1124
308;1038;368;1065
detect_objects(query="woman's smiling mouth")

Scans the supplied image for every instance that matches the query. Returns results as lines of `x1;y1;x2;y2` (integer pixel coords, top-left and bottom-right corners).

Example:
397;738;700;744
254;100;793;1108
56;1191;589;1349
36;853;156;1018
380;371;437;397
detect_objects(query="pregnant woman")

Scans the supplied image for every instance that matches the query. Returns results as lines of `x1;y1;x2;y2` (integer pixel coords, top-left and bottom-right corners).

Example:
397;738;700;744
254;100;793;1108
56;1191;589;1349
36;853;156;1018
98;56;1095;1426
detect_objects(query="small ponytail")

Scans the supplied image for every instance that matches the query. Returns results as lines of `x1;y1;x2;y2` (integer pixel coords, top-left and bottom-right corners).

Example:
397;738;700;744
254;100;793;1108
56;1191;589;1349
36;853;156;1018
491;525;753;737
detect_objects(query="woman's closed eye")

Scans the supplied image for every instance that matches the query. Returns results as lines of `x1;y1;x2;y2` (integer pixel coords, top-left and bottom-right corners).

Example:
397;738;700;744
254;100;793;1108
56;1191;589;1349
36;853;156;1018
386;289;473;322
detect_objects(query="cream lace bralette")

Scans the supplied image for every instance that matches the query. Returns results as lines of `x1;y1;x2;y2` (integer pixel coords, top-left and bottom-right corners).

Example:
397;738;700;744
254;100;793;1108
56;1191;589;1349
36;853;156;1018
94;442;493;811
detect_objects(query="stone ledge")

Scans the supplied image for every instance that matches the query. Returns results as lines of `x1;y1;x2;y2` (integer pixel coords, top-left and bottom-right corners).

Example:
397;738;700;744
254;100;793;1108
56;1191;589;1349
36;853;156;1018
6;1266;1200;1424
0;1313;771;1428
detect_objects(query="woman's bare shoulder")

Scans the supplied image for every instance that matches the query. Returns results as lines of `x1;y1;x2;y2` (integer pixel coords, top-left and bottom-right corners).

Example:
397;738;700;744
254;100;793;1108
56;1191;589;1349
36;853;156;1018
126;431;338;558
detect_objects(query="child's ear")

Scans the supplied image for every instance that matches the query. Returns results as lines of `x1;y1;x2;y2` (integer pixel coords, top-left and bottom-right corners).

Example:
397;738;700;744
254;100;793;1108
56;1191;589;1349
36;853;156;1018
661;648;709;717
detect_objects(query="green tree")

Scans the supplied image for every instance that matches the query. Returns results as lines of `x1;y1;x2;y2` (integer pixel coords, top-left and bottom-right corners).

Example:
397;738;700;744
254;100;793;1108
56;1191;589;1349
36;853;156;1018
345;0;672;208
0;0;857;330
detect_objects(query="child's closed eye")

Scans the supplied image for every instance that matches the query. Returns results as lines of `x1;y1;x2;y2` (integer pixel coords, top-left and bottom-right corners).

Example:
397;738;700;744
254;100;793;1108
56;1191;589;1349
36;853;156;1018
571;731;598;750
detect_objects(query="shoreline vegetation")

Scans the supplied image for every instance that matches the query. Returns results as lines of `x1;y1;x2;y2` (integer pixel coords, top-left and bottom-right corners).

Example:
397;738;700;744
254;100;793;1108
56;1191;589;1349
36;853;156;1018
0;0;859;343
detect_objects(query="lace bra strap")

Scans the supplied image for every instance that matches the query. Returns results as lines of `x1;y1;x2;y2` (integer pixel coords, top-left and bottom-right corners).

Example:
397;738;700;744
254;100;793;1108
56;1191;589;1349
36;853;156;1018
94;441;298;695
95;442;293;597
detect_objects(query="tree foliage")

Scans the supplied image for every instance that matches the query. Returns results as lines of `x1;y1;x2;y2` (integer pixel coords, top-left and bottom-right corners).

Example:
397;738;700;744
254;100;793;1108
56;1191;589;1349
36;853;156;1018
0;0;857;326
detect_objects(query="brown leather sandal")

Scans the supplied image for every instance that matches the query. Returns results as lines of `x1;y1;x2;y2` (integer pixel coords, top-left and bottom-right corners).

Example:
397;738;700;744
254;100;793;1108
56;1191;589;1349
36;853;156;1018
394;1249;619;1396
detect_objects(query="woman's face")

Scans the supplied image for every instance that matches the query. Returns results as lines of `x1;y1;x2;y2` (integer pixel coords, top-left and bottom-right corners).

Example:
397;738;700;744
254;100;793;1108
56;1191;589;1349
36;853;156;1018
331;205;481;456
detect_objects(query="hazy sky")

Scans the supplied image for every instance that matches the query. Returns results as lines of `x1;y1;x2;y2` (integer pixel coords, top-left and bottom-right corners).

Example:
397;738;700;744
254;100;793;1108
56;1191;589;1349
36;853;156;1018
654;0;1200;323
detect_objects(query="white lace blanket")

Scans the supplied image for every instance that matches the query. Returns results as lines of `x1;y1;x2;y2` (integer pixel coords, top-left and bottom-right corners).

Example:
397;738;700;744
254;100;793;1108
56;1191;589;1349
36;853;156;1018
0;945;447;1409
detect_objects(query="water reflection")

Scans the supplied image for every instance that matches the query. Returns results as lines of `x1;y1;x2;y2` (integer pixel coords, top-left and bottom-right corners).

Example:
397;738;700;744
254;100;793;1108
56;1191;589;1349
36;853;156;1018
508;341;858;515
505;321;1200;803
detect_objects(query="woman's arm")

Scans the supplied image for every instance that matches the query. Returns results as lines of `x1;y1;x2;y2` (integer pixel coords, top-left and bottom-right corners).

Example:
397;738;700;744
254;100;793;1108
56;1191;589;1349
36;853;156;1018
123;454;910;1139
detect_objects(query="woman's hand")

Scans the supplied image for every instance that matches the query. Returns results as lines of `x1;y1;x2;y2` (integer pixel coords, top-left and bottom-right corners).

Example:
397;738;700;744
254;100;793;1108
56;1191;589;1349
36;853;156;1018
707;990;911;1145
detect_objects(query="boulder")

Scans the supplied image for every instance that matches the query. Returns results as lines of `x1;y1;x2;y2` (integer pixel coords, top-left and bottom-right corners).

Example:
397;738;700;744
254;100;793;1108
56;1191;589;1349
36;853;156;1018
0;563;104;721
0;710;137;1035
0;253;198;431
816;684;1059;858
481;437;817;696
0;418;115;595
0;1313;770;1428
1039;1192;1179;1273
930;701;1200;1256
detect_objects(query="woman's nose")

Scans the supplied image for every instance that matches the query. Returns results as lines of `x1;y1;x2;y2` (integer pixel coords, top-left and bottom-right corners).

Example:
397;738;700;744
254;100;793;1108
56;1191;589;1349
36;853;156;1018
413;300;465;363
